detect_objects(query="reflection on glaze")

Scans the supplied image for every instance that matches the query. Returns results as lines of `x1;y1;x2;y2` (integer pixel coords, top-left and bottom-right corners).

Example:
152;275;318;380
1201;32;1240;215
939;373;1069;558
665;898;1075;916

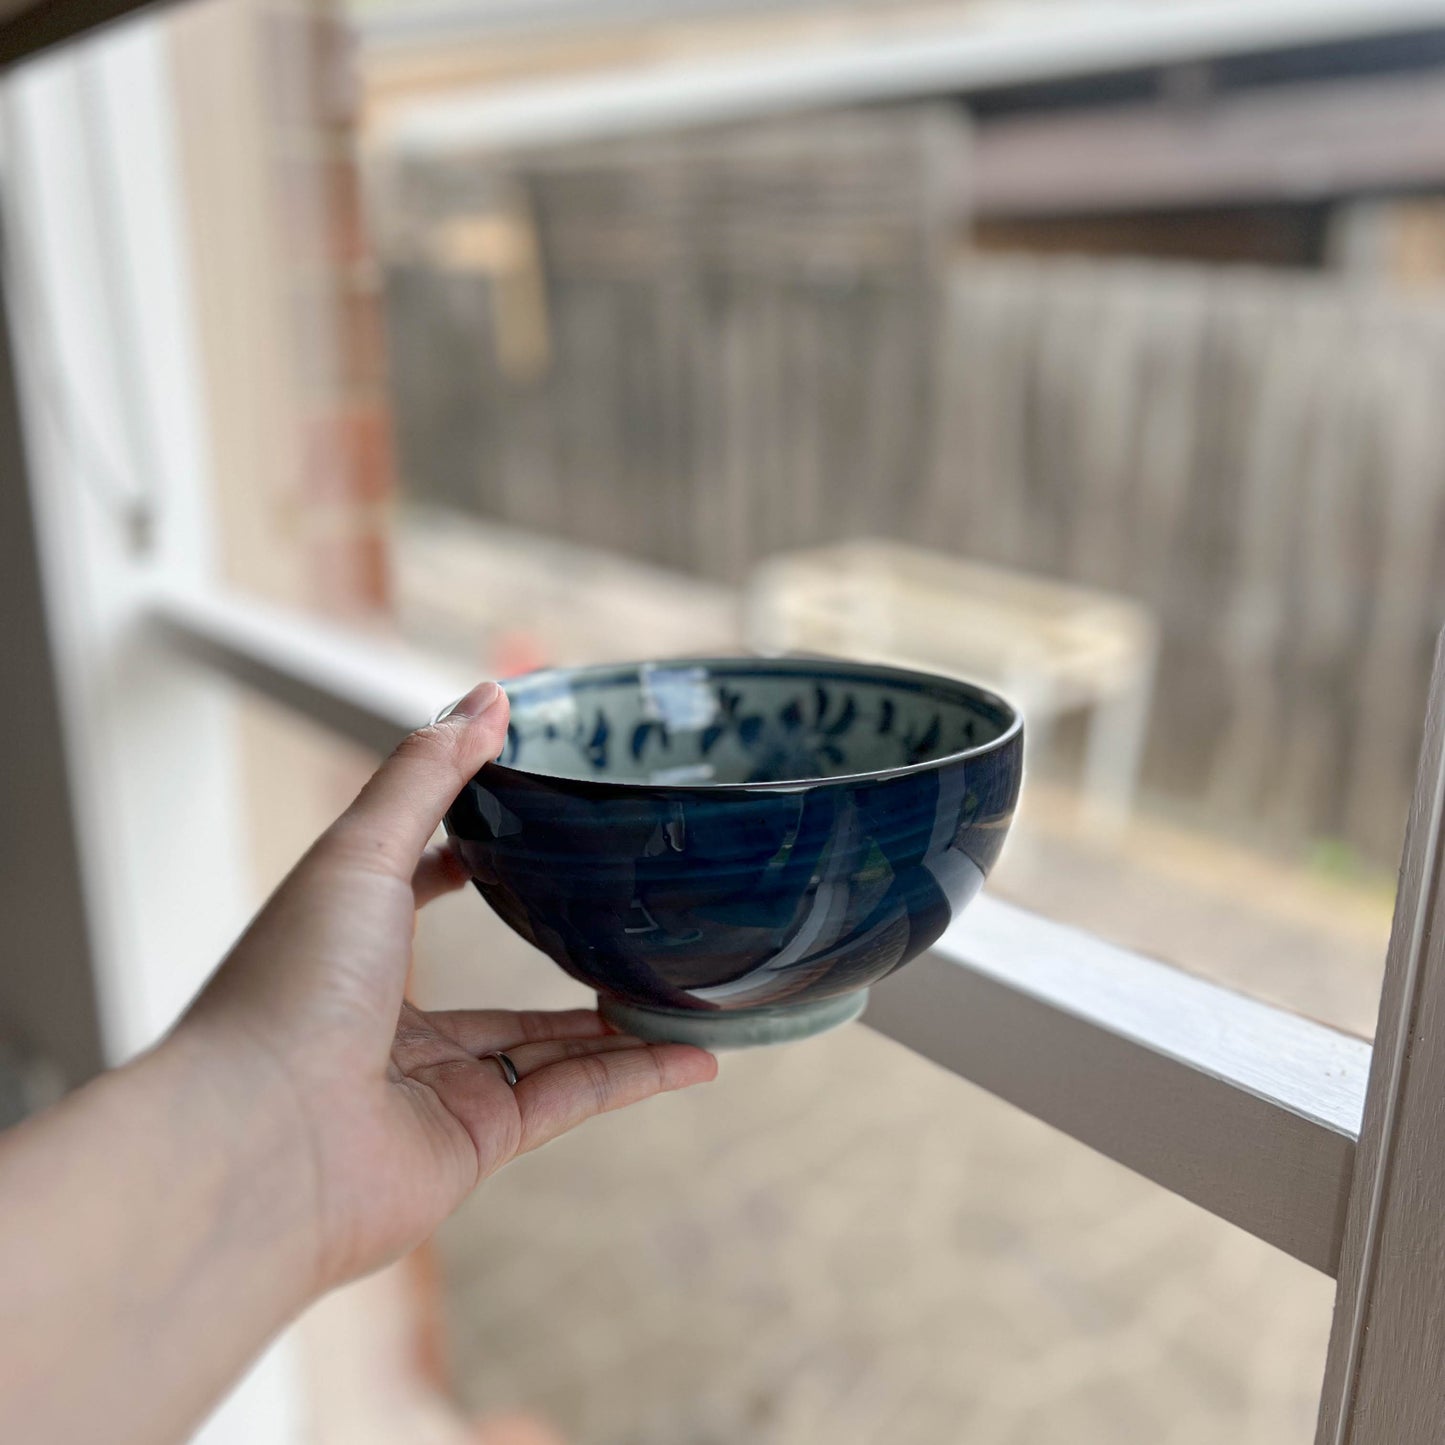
499;661;1004;785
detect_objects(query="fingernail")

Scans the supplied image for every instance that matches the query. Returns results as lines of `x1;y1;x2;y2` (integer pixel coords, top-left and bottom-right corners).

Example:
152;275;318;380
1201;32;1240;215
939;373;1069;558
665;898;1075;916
446;681;502;720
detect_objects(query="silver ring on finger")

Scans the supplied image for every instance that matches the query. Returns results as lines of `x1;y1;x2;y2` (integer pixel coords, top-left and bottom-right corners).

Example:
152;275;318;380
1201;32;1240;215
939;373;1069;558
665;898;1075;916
484;1051;520;1087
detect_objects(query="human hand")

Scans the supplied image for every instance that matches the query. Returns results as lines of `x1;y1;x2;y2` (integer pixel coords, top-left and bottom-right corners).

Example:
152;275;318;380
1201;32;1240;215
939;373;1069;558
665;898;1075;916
178;680;717;1296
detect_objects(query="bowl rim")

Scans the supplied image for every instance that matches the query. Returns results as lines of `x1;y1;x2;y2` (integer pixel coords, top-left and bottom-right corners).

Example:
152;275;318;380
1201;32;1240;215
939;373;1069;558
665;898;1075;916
453;654;1024;795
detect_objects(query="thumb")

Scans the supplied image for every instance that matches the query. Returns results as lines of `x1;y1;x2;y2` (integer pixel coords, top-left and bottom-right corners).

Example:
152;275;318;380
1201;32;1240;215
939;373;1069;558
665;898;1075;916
322;681;509;880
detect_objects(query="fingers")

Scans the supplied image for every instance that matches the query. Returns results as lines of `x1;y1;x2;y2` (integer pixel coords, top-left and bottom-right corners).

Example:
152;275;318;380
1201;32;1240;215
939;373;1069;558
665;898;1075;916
493;1032;647;1077
513;1042;717;1155
411;840;471;907
322;680;509;880
390;1005;618;1083
395;1005;714;1183
428;1007;611;1056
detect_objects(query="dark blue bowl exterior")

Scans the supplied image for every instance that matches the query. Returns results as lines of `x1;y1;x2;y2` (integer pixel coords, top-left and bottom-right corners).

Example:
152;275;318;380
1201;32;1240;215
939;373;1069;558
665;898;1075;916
444;720;1023;1015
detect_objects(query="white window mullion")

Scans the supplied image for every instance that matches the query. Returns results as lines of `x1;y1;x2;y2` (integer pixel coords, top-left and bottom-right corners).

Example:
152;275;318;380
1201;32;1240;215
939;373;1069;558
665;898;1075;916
2;21;302;1444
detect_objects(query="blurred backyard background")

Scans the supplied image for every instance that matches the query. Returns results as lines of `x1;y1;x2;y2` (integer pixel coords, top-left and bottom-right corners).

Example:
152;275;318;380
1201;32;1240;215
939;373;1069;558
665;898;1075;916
10;0;1445;1440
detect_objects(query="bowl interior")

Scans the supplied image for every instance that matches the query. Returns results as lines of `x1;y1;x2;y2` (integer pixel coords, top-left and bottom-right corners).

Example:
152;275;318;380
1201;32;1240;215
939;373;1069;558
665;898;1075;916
498;658;1015;786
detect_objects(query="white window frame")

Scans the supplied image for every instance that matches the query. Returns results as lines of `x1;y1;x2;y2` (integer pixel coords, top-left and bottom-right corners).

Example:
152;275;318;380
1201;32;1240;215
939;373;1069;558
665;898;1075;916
1;26;305;1445
6;6;1445;1443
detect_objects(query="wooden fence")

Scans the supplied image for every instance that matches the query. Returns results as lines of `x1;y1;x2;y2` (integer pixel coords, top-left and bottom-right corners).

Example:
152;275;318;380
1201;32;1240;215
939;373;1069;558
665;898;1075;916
382;110;1445;865
923;260;1445;866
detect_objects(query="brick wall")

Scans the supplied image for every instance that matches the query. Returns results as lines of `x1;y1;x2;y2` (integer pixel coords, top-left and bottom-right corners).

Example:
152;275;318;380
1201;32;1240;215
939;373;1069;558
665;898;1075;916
260;0;396;621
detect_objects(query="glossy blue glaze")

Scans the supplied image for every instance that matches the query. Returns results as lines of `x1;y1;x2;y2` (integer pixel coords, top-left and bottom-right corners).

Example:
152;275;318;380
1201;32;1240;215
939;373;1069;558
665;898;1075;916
443;658;1022;1019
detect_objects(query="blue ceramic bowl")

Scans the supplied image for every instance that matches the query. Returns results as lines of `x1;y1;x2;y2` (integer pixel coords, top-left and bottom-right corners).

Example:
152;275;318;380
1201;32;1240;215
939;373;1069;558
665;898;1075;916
443;657;1023;1047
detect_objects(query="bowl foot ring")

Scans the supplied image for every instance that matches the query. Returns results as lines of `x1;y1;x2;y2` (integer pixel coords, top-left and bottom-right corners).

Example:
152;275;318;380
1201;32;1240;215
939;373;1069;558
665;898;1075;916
597;989;868;1049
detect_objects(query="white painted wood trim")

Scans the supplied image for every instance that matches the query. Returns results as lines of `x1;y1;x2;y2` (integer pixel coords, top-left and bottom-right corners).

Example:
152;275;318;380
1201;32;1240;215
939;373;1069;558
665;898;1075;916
869;897;1368;1274
376;0;1445;157
147;584;471;756
150;583;1372;1276
1315;632;1445;1444
2;28;303;1443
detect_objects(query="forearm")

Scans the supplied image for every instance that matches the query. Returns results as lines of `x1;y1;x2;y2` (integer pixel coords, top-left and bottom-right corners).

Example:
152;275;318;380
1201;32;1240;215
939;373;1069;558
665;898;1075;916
0;1028;316;1445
